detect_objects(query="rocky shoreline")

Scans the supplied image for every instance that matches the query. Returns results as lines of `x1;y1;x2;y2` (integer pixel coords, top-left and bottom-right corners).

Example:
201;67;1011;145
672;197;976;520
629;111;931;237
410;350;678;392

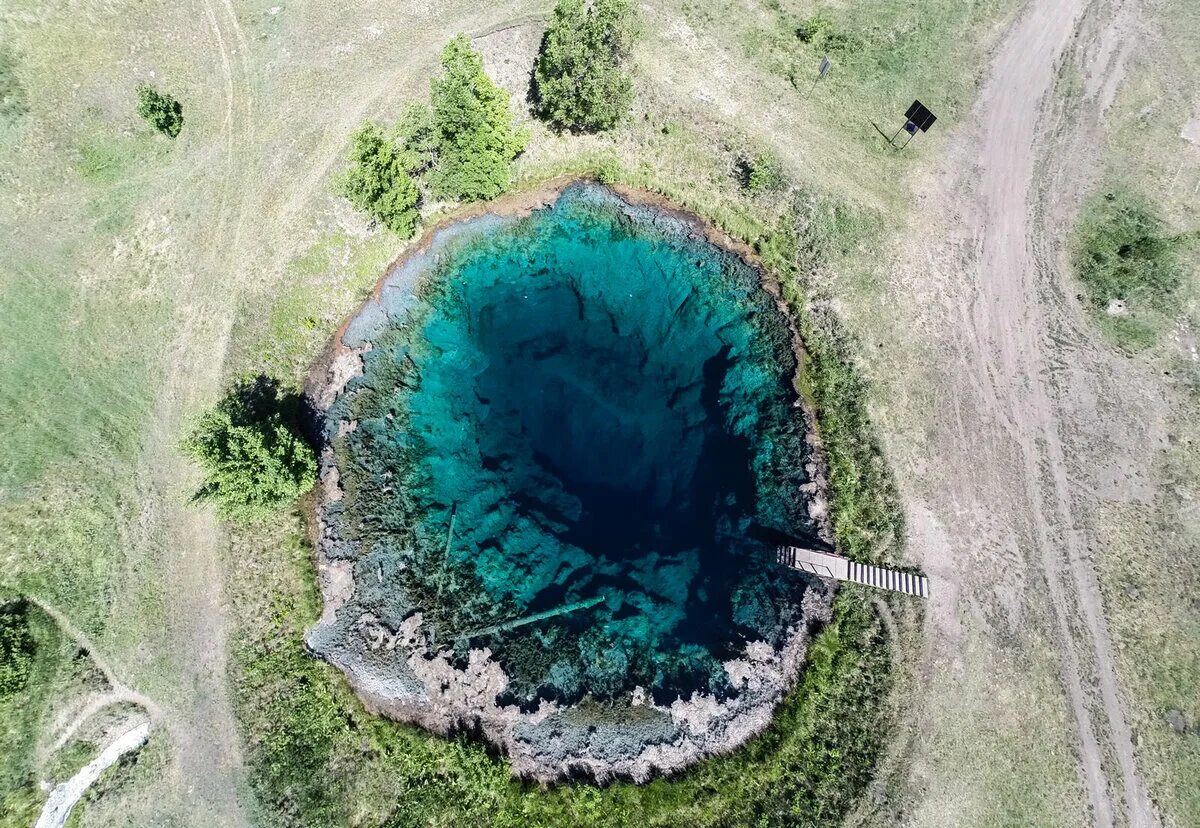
302;180;838;782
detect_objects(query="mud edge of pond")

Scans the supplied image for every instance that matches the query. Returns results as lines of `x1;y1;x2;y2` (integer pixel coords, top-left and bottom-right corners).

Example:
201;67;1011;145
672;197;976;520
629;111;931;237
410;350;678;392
300;178;838;783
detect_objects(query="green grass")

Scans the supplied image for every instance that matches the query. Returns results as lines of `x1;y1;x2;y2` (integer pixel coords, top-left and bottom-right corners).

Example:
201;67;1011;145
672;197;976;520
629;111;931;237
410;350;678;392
1058;0;1200;820
0;0;1011;821
45;738;99;784
732;0;1006;151
1093;412;1200;827
1071;186;1189;350
0;601;70;828
228;229;401;386
229;516;894;828
63;730;173;828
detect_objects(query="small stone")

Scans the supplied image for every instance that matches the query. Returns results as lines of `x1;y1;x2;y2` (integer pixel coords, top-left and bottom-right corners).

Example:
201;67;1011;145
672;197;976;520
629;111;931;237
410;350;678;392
1165;709;1187;735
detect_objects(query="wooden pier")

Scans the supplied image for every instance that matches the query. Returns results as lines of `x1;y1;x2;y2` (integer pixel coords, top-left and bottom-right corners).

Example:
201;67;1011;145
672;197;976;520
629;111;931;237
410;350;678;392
776;545;929;598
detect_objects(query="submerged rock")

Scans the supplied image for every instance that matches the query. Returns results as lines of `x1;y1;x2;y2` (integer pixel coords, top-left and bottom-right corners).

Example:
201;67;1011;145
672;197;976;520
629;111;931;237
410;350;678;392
306;182;833;780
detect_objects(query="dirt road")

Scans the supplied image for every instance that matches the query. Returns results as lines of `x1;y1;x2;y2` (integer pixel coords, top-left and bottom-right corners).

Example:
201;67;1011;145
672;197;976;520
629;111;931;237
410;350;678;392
900;0;1157;825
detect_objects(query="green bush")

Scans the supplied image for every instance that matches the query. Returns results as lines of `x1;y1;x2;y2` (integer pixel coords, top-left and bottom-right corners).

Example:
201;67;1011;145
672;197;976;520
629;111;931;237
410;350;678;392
135;83;183;138
1072;187;1187;348
181;377;316;524
533;0;639;133
795;15;855;53
736;152;785;194
339;35;525;225
428;34;527;201
1073;187;1183;312
590;153;623;184
338;120;423;238
0;604;34;697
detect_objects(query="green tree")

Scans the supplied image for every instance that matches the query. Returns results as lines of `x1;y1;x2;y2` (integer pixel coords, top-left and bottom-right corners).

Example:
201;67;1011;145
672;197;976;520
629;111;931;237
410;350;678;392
338;118;423;238
533;0;639;133
135;83;184;138
181;377;316;524
428;34;527;201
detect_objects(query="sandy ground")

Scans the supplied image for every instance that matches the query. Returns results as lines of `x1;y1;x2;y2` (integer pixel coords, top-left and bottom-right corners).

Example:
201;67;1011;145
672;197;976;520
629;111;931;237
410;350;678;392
885;0;1161;825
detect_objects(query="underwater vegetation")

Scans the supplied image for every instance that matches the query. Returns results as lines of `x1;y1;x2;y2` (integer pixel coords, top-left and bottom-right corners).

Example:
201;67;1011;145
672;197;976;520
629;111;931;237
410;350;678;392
323;183;820;708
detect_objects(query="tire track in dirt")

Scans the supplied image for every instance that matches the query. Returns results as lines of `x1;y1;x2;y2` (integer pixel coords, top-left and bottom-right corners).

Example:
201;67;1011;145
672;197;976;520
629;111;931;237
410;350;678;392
938;0;1156;824
124;0;256;823
26;596;164;725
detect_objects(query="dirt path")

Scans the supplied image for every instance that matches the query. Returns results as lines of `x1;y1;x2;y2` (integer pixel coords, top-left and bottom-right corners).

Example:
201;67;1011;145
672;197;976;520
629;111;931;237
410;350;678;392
971;1;1153;824
901;0;1157;825
108;0;258;822
34;719;153;828
26;596;163;726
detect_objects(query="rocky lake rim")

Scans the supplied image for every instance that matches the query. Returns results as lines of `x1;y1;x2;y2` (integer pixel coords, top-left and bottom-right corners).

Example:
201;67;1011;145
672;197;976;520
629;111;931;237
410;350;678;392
300;179;841;782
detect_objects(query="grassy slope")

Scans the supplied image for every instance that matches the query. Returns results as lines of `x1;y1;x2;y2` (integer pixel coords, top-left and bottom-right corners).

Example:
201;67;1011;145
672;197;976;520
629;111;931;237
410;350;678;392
0;603;70;826
0;0;1026;824
1079;0;1200;822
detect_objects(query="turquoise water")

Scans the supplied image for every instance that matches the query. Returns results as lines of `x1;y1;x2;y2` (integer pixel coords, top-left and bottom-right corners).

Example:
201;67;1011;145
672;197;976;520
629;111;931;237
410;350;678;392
329;184;817;705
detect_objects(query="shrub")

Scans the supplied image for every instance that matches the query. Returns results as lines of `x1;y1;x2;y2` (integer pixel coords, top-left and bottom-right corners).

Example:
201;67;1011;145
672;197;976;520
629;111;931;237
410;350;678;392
533;0;639;133
181;376;316;524
795;15;855;53
1072;186;1187;348
338;121;422;238
135;83;183;138
589;153;623;184
735;152;785;194
428;34;527;201
0;604;34;697
1073;187;1182;313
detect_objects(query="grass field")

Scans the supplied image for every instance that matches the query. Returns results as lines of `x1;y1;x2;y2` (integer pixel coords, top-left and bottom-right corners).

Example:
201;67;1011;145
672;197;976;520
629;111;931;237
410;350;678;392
1068;0;1200;822
9;0;1161;825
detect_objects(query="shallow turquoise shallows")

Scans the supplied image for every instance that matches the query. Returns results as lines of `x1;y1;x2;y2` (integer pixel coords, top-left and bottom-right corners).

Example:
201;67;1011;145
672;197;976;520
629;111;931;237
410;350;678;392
329;183;817;705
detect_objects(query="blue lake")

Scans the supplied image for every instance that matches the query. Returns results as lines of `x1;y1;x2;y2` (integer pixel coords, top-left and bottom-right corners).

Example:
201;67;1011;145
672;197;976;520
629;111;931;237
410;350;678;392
328;183;818;705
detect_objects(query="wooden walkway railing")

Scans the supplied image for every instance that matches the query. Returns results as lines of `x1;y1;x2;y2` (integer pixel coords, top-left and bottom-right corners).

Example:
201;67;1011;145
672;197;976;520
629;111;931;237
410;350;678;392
775;545;929;598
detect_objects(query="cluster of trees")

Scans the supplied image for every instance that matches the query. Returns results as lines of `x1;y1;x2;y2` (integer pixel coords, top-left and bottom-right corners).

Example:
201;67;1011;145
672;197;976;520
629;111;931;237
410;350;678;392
188;5;646;525
338;35;528;237
136;83;184;138
181;377;316;524
340;2;640;234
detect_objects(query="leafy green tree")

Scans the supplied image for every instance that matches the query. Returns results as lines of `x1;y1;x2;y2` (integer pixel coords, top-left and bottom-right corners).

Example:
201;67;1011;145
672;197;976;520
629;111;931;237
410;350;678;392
135;83;184;138
428;34;527;201
181;377;316;524
533;0;639;133
338;118;424;238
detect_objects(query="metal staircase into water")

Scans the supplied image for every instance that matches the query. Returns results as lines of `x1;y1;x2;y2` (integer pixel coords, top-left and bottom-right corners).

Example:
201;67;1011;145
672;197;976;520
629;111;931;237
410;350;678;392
775;545;929;598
